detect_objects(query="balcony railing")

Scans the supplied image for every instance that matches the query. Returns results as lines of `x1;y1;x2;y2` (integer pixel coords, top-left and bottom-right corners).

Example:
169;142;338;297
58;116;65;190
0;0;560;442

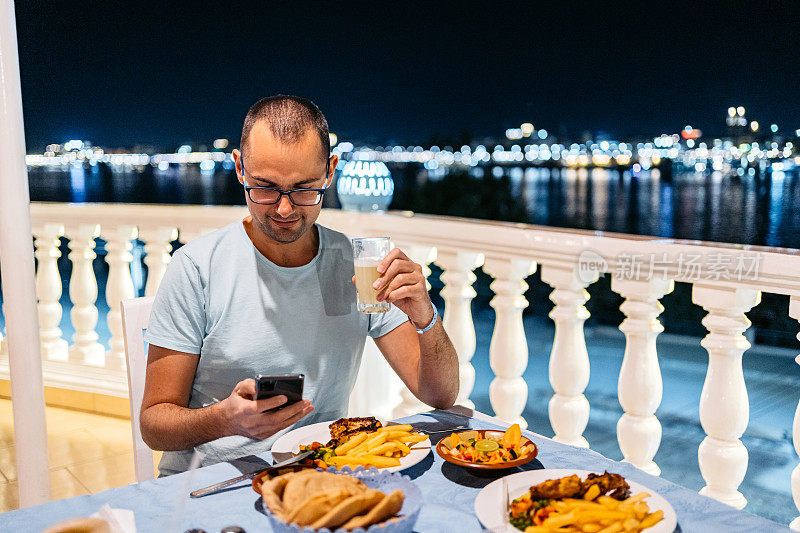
1;202;800;526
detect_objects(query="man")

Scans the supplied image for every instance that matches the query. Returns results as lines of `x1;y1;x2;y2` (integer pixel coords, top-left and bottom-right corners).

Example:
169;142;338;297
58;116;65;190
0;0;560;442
140;95;459;475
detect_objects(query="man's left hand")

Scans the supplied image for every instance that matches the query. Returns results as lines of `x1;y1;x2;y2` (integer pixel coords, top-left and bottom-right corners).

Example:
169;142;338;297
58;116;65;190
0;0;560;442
373;248;434;329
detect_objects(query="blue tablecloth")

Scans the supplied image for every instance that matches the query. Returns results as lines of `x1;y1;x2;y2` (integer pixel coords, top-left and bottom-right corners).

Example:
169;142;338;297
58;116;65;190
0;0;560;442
1;408;790;532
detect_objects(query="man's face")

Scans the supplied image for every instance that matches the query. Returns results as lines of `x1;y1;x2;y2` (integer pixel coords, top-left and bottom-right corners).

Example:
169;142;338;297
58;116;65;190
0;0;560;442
235;123;334;245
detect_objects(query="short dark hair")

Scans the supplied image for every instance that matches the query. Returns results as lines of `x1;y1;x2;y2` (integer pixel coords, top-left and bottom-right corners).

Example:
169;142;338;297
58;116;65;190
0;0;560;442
240;95;330;160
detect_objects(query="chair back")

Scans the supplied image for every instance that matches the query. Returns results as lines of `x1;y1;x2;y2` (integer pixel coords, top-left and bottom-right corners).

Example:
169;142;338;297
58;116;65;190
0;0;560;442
121;296;156;482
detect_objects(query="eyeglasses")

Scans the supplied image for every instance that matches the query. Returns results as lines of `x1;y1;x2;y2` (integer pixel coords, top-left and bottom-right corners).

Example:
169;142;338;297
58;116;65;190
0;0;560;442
239;155;331;206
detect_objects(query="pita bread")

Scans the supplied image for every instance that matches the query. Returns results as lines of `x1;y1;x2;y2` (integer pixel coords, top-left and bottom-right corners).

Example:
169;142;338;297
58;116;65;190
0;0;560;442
310;489;385;530
285;488;353;526
282;471;363;511
341;489;405;529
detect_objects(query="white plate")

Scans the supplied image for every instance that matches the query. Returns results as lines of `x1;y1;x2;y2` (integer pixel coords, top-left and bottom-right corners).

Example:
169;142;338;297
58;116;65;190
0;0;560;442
474;469;677;533
270;420;431;473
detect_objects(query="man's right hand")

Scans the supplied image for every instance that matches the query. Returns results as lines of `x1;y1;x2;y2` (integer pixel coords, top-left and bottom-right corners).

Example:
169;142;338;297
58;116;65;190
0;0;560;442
221;378;314;440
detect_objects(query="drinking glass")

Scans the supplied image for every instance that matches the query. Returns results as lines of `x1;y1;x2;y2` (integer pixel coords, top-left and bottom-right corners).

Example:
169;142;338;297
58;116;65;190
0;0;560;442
352;237;391;313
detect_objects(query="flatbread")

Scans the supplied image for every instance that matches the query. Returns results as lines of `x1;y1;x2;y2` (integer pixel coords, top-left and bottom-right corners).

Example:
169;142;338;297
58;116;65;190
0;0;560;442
310;489;385;530
341;489;405;529
285;488;353;526
282;471;364;511
261;473;294;519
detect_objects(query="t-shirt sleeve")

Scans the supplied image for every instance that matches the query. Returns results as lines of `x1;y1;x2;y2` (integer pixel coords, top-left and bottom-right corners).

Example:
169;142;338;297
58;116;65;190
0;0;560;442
367;303;410;338
144;249;206;354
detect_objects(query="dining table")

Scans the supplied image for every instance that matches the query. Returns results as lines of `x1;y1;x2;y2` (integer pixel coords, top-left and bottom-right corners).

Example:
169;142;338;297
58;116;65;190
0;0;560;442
0;407;790;532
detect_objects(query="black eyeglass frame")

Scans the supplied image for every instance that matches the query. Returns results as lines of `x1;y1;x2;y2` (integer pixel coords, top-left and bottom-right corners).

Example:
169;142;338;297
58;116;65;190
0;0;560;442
238;154;332;206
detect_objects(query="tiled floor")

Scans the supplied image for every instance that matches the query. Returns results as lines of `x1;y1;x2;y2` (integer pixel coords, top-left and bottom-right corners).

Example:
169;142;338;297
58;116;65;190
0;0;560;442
0;398;160;513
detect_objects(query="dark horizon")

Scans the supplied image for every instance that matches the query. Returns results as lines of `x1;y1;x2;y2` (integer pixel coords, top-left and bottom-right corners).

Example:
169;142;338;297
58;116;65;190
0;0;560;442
14;2;800;151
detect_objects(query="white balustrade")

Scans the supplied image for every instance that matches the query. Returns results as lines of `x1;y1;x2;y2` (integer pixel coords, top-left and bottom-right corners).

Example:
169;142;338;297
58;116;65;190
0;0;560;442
438;249;484;408
141;226;178;296
612;277;673;475
67;224;104;366
393;244;437;418
34;223;68;361
788;297;800;531
693;285;760;509
541;265;596;447
104;225;138;372
484;256;536;428
6;202;800;522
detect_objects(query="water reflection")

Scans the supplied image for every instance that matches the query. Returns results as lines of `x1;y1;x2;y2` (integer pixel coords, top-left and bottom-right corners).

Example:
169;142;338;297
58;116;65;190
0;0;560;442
27;163;800;248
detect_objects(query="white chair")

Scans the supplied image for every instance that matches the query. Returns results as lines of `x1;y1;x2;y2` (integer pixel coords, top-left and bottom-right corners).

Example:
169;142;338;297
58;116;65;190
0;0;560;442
121;296;156;482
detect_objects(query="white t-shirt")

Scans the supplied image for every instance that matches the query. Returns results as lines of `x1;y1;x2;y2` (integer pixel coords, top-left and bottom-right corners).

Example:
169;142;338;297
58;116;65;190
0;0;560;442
144;220;408;475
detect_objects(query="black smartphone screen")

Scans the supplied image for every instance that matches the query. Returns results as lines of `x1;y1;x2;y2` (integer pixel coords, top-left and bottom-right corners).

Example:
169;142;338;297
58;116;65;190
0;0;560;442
256;374;305;411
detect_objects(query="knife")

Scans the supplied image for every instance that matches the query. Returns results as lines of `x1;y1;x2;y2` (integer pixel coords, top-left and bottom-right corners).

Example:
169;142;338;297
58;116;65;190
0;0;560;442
189;450;314;498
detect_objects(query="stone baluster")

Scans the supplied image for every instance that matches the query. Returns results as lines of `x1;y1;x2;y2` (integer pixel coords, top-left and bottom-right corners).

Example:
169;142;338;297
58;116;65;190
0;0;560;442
34;223;68;361
141;226;178;296
787;297;800;531
541;265;598;447
104;225;138;371
438;250;484;408
611;277;674;475
483;256;536;428
693;285;760;509
393;244;437;417
67;224;104;366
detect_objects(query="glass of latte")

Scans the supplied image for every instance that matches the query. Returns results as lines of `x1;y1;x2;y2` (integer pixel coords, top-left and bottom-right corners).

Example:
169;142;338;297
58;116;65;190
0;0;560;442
352;237;391;313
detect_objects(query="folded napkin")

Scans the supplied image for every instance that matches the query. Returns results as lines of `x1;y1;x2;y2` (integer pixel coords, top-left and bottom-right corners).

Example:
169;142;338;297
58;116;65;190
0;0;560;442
90;505;136;533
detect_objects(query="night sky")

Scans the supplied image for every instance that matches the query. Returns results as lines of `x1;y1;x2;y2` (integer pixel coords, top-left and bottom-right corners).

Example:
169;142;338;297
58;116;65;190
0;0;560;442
13;1;800;150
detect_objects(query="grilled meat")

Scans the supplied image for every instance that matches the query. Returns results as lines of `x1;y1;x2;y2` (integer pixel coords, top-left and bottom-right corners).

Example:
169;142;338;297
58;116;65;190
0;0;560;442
581;472;630;500
528;471;631;501
528;474;584;500
327;417;382;447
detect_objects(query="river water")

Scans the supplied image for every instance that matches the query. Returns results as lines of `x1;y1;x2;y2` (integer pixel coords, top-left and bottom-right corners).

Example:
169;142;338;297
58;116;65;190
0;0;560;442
28;163;800;249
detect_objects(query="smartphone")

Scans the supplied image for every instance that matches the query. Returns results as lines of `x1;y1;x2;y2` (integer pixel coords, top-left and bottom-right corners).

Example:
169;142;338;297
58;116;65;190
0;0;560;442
256;374;305;411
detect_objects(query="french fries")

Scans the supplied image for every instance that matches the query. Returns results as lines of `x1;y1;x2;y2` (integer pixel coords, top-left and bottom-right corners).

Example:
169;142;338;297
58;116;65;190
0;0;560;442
310;425;429;470
520;491;663;533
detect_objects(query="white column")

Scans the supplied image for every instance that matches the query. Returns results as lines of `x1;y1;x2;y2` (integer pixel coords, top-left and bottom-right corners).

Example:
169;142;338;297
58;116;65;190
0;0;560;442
693;285;760;509
393;245;437;417
0;0;51;504
68;224;104;366
483;256;536;428
34;223;68;361
438;250;484;409
612;277;673;475
788;297;800;531
104;225;138;371
541;265;597;447
141;226;178;296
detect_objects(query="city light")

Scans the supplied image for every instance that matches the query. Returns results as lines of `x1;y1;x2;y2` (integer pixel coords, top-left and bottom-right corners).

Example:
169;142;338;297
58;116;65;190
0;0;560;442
538;129;547;139
520;123;534;136
770;124;778;133
737;106;745;116
329;133;338;147
750;121;759;132
728;107;736;117
212;138;228;149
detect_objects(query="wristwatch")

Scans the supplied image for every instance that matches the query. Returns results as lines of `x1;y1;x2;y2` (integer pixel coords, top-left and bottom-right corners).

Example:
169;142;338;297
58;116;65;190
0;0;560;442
413;302;438;334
